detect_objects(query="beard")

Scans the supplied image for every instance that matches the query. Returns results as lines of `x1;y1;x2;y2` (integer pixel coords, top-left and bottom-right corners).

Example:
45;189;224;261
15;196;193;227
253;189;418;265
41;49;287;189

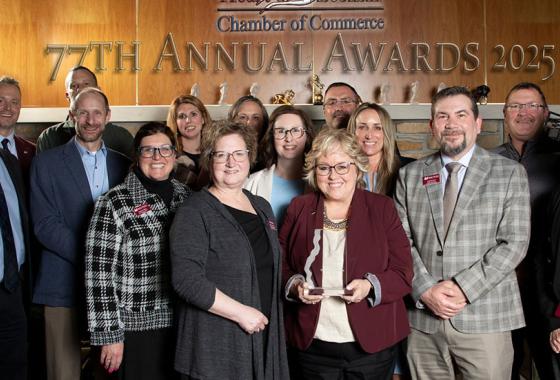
440;131;467;157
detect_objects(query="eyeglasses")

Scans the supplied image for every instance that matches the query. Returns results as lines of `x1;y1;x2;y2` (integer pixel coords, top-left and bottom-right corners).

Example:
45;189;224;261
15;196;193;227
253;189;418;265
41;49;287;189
211;150;250;163
315;162;355;176
273;127;306;140
504;103;546;112
138;145;176;158
324;98;358;108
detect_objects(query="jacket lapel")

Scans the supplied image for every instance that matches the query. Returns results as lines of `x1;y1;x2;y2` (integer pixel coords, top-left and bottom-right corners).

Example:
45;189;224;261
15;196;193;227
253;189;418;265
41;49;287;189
106;150;126;188
305;193;324;289
63;140;93;204
446;146;489;240
423;155;445;247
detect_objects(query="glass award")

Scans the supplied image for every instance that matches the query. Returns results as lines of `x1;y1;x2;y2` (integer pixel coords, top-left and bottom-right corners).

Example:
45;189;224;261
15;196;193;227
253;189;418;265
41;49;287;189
303;229;353;297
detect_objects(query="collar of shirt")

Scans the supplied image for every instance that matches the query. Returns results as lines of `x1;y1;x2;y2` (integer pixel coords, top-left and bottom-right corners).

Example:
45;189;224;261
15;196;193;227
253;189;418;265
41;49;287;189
1;131;18;158
440;144;476;193
73;136;107;158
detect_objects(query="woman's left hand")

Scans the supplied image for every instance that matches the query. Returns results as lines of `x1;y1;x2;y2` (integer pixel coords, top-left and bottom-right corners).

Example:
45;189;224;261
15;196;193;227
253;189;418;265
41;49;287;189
341;279;372;304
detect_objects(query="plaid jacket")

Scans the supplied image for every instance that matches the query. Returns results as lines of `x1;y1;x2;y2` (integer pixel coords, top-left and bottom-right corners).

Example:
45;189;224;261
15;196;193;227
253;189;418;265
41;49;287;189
394;146;530;334
85;172;190;345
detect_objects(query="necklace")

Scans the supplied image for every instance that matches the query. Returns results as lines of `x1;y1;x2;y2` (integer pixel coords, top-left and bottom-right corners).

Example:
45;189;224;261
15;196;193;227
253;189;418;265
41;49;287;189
323;207;348;231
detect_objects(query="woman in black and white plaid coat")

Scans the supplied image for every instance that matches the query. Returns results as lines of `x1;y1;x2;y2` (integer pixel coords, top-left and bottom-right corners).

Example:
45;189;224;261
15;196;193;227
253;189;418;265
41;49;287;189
85;122;190;379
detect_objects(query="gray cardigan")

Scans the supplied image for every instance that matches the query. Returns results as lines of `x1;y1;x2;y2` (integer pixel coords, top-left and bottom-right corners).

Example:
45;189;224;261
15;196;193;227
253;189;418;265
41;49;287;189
170;188;289;380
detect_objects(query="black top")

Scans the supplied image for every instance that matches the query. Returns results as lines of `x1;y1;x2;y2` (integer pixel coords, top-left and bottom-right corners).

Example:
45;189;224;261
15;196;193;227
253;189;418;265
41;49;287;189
183;151;201;173
225;205;273;321
134;167;174;207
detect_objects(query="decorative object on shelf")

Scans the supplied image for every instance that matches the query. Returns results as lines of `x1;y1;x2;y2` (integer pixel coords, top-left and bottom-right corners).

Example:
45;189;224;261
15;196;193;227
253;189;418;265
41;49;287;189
472;85;491;105
190;83;200;98
249;82;260;98
309;74;325;105
379;82;391;105
408;80;419;104
218;82;228;105
437;82;447;94
272;89;295;105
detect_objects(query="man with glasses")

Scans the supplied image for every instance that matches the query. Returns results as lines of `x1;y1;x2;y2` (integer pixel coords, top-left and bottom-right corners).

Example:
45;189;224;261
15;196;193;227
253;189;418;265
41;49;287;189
322;82;361;129
30;87;129;380
494;82;560;380
395;86;530;379
36;66;134;158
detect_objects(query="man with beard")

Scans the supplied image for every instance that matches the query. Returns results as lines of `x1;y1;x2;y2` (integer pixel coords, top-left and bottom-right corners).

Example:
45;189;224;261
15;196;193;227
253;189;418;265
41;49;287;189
493;82;560;380
322;82;361;129
30;87;129;380
36;66;134;158
394;86;530;379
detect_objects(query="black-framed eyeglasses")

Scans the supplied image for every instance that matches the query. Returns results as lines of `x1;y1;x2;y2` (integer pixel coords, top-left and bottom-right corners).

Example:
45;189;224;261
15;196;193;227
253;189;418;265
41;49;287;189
504;103;545;112
138;145;176;158
211;149;250;163
273;127;306;140
315;162;355;176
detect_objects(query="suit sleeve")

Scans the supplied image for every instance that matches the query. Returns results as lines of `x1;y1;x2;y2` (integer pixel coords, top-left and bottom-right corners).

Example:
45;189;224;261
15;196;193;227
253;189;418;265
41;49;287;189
85;194;124;345
394;168;438;301
30;156;80;264
170;202;216;311
371;198;413;305
453;164;530;303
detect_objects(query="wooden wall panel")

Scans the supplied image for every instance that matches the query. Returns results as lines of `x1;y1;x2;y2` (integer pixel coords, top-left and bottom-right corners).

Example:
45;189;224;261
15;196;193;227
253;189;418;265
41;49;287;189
0;0;558;106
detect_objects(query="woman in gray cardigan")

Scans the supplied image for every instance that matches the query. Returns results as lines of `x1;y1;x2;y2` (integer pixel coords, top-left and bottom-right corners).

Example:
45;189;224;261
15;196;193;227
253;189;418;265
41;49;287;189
170;121;289;380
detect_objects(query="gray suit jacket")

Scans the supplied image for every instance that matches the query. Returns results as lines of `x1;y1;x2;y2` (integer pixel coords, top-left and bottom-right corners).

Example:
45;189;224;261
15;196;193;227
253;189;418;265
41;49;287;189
394;146;530;334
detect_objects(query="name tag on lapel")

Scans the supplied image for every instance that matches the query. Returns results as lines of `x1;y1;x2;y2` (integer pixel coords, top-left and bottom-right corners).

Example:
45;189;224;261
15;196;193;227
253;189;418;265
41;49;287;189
422;174;440;186
133;202;152;216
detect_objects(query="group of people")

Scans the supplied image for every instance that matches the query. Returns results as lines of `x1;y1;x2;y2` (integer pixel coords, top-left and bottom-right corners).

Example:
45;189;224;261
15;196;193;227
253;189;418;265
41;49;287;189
1;63;560;380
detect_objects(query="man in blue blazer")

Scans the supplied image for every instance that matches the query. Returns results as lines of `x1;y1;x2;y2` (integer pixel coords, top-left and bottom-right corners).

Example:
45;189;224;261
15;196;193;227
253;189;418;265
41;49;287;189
30;87;129;380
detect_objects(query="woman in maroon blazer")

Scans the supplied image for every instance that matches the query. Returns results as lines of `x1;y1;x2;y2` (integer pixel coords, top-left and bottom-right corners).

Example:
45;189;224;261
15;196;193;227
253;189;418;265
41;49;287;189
279;128;413;380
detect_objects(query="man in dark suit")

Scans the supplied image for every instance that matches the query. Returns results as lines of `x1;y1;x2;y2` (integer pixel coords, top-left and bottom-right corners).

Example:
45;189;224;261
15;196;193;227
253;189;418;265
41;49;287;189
395;86;530;379
36;66;134;158
0;148;31;380
494;82;560;380
0;76;36;178
30;87;130;380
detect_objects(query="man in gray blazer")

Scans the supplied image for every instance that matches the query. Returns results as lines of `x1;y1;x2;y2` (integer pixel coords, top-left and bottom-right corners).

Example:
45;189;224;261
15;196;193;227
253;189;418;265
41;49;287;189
394;86;530;379
30;87;129;380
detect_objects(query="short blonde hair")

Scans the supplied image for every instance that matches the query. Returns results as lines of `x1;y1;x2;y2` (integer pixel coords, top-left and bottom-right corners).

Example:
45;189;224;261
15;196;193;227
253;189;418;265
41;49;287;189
200;121;257;183
303;128;369;191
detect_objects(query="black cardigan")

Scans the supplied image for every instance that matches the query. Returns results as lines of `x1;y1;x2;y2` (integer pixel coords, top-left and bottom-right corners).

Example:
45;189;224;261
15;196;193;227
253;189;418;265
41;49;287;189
170;188;289;379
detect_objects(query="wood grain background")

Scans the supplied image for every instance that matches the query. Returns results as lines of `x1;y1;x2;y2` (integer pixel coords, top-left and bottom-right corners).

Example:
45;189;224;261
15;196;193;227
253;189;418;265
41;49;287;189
0;0;558;107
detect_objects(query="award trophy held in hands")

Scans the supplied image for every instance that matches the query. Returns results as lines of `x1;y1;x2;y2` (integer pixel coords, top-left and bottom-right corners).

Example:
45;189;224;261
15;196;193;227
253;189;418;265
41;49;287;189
303;229;353;297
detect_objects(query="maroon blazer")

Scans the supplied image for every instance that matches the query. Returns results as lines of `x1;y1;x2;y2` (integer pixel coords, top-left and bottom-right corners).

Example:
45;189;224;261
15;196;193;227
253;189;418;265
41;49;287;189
279;189;413;354
14;135;36;179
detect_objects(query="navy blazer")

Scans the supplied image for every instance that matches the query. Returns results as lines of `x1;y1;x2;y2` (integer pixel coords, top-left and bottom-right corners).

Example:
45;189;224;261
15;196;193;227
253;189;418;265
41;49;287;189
30;139;129;307
0;149;32;302
280;189;413;354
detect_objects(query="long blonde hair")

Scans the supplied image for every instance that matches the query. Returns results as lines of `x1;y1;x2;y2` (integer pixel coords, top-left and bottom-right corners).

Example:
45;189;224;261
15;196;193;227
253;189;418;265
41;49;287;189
347;103;400;195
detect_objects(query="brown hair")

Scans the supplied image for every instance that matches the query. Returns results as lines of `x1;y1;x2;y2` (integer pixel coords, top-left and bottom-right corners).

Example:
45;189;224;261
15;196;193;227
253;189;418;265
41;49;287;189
259;105;315;169
200;121;257;183
167;94;212;153
347;103;400;195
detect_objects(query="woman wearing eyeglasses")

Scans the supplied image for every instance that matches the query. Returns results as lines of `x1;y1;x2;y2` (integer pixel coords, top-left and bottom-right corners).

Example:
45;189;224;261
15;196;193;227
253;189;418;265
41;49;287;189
170;121;289;379
167;94;212;190
244;105;315;227
85;122;191;379
280;128;413;380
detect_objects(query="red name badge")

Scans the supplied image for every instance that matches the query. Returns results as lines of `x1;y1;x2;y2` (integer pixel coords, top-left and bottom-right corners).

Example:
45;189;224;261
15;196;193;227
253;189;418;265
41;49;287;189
423;174;441;186
133;203;151;216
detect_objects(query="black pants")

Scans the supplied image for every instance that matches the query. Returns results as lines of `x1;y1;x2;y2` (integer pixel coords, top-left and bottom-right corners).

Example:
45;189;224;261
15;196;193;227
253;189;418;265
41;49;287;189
0;281;27;380
110;328;177;380
291;339;396;380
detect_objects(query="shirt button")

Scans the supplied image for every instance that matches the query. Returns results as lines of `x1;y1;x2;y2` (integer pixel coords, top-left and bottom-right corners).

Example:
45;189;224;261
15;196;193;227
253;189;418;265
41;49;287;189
436;250;443;256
